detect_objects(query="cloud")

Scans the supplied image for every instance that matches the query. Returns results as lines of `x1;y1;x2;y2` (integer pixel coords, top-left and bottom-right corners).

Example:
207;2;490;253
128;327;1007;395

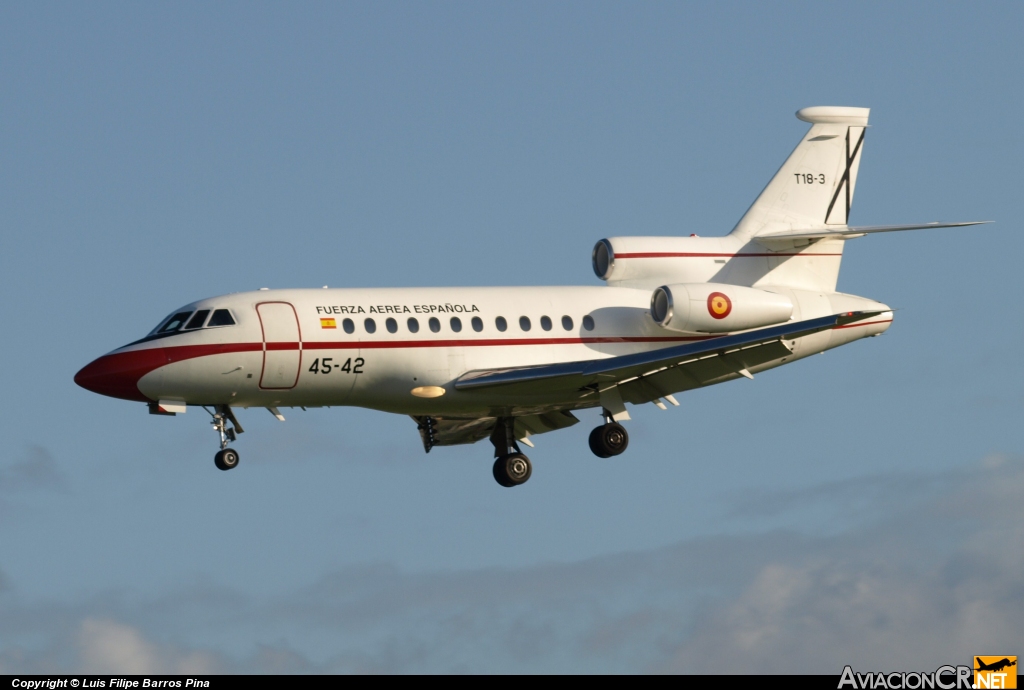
662;458;1024;673
77;619;219;675
1;455;1022;673
0;446;66;492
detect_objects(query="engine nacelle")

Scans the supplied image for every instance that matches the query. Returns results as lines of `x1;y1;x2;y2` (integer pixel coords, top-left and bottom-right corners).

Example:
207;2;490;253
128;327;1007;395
593;236;746;288
650;283;793;333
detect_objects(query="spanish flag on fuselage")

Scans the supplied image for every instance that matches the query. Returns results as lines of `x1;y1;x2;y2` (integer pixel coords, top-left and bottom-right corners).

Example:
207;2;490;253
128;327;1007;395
320;318;337;329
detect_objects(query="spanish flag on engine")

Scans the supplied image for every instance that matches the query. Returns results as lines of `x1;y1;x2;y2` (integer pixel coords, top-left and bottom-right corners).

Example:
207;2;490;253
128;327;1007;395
320;318;337;329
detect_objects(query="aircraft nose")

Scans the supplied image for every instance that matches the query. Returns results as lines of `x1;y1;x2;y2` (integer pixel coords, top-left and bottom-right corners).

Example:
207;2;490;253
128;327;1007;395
75;350;159;403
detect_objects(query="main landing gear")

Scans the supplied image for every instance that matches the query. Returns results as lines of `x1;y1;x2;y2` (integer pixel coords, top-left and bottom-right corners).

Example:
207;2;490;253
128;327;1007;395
490;417;532;488
493;453;532;487
205;405;244;471
215;448;239;471
589;413;629;458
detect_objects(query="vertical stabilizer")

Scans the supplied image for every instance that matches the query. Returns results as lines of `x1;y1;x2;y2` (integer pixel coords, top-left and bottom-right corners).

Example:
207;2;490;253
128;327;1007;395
730;106;869;240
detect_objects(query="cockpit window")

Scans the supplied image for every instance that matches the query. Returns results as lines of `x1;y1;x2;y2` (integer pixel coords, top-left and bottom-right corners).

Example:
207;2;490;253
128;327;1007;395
157;311;193;334
183;310;210;330
134;306;236;345
207;309;236;327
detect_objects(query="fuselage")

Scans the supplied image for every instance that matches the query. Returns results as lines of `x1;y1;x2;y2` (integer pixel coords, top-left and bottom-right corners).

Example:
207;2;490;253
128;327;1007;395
75;284;893;419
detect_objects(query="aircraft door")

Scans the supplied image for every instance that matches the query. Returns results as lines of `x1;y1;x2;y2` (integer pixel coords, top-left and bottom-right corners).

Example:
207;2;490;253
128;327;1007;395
257;302;302;389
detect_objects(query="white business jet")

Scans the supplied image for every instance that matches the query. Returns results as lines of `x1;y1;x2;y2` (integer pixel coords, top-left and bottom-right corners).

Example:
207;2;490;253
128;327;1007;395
76;106;984;486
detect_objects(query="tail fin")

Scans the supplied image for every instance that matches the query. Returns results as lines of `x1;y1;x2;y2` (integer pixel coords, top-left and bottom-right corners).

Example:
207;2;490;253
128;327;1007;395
730;106;869;240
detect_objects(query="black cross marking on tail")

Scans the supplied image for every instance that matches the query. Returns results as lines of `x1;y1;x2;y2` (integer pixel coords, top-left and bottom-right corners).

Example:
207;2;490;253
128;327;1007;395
824;127;866;224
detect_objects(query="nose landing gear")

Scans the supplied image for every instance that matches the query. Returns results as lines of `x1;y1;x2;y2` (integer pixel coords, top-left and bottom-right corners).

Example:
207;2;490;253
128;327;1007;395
490;417;532;487
589;415;629;458
205;405;244;471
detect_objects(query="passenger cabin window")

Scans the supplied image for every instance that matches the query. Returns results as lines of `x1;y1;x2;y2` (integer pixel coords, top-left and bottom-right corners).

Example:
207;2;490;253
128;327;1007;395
386;317;398;333
471;316;483;332
562;315;573;331
583;315;595;331
429;317;441;333
407;317;420;333
364;318;376;334
183;310;210;330
450;317;462;333
158;312;193;333
207;309;236;327
519;316;531;332
540;316;552;331
495;316;507;332
343;318;355;334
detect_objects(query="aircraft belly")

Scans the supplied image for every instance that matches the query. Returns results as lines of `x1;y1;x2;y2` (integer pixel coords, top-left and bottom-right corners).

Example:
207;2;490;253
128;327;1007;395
828;316;891;349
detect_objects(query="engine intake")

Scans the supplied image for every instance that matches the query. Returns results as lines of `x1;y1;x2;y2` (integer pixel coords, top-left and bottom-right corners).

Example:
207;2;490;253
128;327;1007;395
651;283;793;333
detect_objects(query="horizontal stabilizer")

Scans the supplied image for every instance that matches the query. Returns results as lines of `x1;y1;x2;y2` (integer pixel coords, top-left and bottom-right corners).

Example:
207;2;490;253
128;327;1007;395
755;221;990;247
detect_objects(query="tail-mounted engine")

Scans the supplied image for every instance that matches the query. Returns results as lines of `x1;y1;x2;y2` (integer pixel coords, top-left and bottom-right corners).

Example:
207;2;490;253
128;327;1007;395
592;236;752;289
650;283;793;334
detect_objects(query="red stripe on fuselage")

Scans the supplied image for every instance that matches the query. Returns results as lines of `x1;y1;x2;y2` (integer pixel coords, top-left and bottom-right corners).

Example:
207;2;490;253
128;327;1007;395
303;335;713;350
75;321;887;403
265;342;301;351
73;336;710;402
833;319;893;330
74;343;262;402
614;252;844;258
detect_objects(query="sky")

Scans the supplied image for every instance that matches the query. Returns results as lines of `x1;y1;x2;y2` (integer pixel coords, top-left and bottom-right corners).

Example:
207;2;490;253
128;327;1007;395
1;1;1022;674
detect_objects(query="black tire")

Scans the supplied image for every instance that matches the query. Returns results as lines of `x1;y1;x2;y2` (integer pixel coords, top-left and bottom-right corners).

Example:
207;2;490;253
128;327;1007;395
493;453;532;487
492;456;514;487
215;448;240;471
589;423;629;457
589;426;611;458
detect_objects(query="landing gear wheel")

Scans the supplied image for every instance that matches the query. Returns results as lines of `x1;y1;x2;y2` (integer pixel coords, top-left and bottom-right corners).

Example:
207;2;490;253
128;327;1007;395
589;422;629;458
492;459;514;487
215;448;240;471
492;453;532;487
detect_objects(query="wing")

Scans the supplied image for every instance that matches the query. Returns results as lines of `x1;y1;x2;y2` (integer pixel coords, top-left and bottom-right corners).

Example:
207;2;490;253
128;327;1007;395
755;221;989;248
455;311;884;407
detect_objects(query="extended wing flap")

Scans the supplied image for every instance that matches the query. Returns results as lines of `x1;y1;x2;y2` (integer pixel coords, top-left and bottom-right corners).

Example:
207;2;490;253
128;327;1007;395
412;410;580;450
415;415;496;448
617;339;793;405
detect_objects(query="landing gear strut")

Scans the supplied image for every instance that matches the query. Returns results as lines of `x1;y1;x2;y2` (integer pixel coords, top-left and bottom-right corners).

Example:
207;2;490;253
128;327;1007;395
490;417;532;487
205;405;244;471
589;411;629;458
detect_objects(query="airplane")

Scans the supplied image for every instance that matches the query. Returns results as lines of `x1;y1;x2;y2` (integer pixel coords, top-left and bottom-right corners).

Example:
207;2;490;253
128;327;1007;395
976;658;1017;673
75;106;985;487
